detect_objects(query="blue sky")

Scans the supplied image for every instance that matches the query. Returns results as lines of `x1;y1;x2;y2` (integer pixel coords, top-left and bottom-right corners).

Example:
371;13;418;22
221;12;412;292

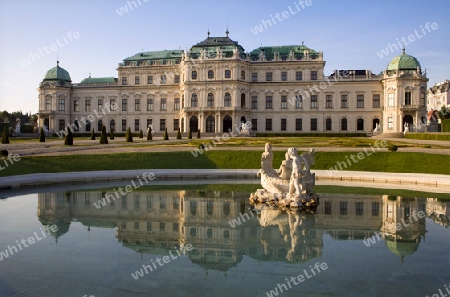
0;0;449;113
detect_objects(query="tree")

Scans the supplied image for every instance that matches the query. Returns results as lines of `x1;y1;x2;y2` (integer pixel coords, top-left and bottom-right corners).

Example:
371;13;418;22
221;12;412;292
177;128;182;139
197;129;201;139
1;126;9;144
147;126;152;141
126;127;133;142
99;125;108;144
163;128;169;140
139;130;144;138
110;129;115;140
438;106;450;119
39;127;45;142
90;129;96;140
188;128;192;139
64;127;73;145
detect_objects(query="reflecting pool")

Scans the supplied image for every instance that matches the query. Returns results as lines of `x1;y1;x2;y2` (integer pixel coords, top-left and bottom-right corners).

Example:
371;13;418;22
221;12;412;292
0;186;449;297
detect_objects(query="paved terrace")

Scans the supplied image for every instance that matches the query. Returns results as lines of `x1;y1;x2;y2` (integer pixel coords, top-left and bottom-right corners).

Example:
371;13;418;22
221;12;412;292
0;169;449;194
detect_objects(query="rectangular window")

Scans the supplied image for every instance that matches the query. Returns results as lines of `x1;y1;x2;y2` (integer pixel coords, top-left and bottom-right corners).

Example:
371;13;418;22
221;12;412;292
58;119;65;131
251;119;257;131
295;96;302;109
121;197;127;209
295;118;302;131
58;99;65;111
134;222;140;230
373;94;380;108
161;98;167;111
134;119;139;132
251;96;258;109
110;98;116;110
281;96;287;109
147;75;153;84
135;99;140;111
310;118;317;131
134;196;140;209
372;202;380;216
388;93;394;107
147;98;153;111
74;100;80;112
357;94;364;108
296;71;303;81
356;202;364;215
311;71;317;80
311;95;318;109
265;119;272;131
340;202;347;215
191;71;197;80
324;201;332;215
388;117;394;130
405;92;412;105
160;196;166;209
281;72;287;81
98;98;103;111
122;119;126;132
159;222;165;232
174;75;180;83
341;94;348;108
45;98;51;110
160;75;166;84
85;99;91;112
252;72;257;82
420;93;425;107
146;222;152;231
266;72;273;81
121;77;127;85
160;119;166;131
174;98;180;110
265;96;273;109
281;118;287;131
122;99;127;111
173;119;179;131
326;95;333;108
147;119;152;130
225;70;231;79
135;76;140;85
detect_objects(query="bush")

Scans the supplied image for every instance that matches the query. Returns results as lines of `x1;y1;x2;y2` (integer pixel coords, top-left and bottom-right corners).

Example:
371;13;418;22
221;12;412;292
110;129;115;140
139;130;143;138
126;127;133;142
442;119;450;132
39;128;45;142
163;128;169;140
0;150;8;157
177;128;182;139
188;129;192;139
405;133;450;141
197;129;201;139
64;128;73;145
255;132;367;137
1;126;9;144
99;125;108;144
90;129;96;140
388;145;398;152
20;124;35;133
147;126;152;141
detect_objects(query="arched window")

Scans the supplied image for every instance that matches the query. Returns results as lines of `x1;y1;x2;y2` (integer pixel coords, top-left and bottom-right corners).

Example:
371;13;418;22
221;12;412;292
189;116;198;132
357;118;364;131
86;122;91;132
208;70;214;79
225;70;231;79
97;120;102;132
241;94;246;108
341;118;347;131
207;93;214;107
191;93;198;107
110;120;115;132
191;70;197;80
241;70;246;80
206;116;215;133
224;92;231;107
325;118;332;131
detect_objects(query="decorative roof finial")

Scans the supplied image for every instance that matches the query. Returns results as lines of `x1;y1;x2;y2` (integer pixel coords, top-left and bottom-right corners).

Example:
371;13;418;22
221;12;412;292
402;47;406;54
207;23;210;37
226;21;229;37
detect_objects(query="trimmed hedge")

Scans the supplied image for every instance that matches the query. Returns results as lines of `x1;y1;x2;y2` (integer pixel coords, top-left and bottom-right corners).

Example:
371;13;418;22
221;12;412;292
442;119;450;132
255;132;367;137
405;133;450;141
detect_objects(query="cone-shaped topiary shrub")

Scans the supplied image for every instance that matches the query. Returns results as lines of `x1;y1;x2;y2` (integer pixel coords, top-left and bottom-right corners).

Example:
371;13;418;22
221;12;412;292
39;127;45;142
100;125;108;144
64;127;73;145
126;127;133;142
163;128;169;140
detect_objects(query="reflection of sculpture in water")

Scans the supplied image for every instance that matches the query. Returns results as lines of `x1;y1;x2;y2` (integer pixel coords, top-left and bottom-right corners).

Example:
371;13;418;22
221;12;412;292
251;143;319;210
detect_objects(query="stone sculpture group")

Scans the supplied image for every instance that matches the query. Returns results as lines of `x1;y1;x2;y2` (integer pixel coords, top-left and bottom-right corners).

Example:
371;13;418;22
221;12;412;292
249;143;319;211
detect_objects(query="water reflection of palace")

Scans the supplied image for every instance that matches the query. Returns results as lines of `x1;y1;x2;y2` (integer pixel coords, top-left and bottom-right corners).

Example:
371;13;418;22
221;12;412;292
37;190;448;271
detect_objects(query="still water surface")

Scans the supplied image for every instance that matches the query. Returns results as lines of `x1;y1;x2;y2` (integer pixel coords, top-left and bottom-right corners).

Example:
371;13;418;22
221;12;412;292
0;187;449;297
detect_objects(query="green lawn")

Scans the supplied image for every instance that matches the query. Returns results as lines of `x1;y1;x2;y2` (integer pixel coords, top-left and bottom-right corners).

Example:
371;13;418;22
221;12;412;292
1;150;449;177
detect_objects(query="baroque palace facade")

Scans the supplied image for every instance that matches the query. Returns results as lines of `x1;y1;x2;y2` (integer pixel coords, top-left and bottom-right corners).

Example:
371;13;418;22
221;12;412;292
38;32;428;135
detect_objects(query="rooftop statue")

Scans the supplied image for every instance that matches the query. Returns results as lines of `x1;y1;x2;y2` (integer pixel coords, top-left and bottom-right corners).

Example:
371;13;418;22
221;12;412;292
250;143;319;211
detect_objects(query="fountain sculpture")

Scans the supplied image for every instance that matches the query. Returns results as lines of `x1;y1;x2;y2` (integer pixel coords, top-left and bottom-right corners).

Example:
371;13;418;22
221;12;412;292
249;143;319;211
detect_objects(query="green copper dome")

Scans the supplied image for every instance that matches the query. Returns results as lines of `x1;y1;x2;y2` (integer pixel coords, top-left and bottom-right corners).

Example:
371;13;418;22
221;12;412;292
387;49;421;71
43;61;71;82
